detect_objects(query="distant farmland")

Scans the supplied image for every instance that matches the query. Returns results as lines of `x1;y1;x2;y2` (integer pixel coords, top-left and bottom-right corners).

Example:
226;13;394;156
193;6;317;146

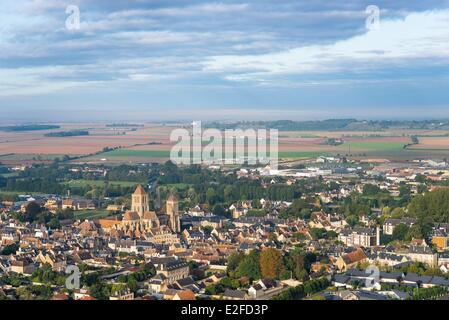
278;151;329;159
341;141;407;152
2;122;449;165
101;149;171;158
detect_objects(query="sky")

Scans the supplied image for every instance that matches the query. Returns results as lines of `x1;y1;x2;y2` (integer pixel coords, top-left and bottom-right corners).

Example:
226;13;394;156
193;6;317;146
1;0;449;122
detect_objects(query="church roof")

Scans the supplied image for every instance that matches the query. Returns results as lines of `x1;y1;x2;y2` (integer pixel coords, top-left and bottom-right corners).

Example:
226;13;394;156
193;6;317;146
143;211;158;220
133;185;147;195
97;217;121;229
123;211;140;221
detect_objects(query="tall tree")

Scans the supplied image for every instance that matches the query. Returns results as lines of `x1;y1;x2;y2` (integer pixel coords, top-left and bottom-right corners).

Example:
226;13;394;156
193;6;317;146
236;250;261;280
260;248;284;279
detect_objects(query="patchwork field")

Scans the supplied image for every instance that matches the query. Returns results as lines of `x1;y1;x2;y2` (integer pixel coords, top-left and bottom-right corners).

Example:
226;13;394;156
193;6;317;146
407;137;449;150
2;123;449;164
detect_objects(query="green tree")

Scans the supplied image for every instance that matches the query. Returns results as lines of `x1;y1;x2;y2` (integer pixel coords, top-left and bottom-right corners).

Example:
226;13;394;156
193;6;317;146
47;217;61;229
227;252;245;274
391;207;405;218
310;228;326;240
236;250;261;281
409;189;449;222
392;224;409;241
206;187;216;205
212;204;226;216
363;184;381;196
1;243;19;255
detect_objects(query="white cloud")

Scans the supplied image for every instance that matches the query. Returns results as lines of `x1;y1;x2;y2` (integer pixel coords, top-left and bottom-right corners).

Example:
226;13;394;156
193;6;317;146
3;3;449;97
109;3;249;18
0;66;102;96
203;9;449;82
0;56;198;96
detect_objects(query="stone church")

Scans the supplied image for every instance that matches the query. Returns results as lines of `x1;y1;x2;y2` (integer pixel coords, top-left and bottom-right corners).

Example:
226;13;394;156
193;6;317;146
111;185;181;238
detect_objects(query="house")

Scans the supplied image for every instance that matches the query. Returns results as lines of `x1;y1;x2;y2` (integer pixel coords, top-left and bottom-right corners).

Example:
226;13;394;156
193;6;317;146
74;288;93;300
332;275;352;289
44;199;61;213
388;290;411;300
383;218;416;235
151;256;190;284
335;290;358;300
110;289;134;300
354;290;388;300
338;227;379;247
231;206;246;219
379;272;403;285
432;229;449;250
402;273;432;288
335;248;368;271
404;245;438;267
51;293;70;300
10;259;37;275
173;289;196;300
148;274;168;293
248;279;285;300
36;251;67;272
429;276;449;288
78;296;97;300
311;262;332;274
344;269;372;283
438;252;449;266
62;199;96;211
73;251;94;264
366;251;409;267
222;289;248;300
172;276;201;293
106;204;124;212
1;227;19;245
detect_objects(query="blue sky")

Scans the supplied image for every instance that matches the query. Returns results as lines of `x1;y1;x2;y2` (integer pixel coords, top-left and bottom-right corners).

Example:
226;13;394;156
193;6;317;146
1;0;449;122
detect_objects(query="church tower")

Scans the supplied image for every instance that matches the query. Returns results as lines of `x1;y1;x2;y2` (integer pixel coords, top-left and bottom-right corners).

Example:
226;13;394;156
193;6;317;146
132;185;149;218
166;193;180;233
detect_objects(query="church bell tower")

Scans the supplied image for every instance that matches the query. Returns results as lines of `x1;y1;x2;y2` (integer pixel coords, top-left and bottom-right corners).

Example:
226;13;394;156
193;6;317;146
166;194;180;232
132;185;149;218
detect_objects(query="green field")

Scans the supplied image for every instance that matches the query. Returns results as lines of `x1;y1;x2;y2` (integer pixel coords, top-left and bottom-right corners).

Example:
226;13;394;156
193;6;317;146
101;149;171;158
74;209;113;220
0;154;69;161
100;149;327;160
342;141;406;152
278;151;328;159
64;179;143;188
279;133;322;138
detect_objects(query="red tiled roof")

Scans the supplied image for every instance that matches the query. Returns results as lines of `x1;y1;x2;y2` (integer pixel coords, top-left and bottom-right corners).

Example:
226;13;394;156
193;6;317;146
342;248;367;264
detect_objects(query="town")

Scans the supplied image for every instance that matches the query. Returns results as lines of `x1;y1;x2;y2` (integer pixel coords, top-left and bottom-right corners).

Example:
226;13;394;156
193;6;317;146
1;156;449;301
